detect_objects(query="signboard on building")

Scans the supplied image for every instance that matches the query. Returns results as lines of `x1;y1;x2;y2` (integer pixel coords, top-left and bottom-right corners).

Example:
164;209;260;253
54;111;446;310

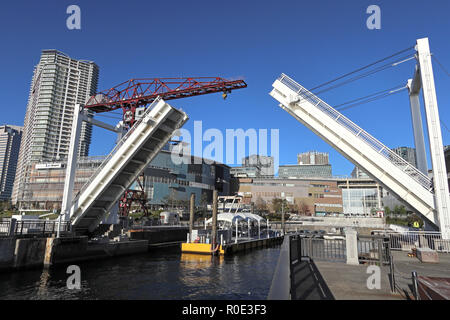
189;181;213;190
35;163;63;170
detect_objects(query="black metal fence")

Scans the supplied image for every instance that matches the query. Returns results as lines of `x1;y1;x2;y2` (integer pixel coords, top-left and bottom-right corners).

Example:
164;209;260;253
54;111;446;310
268;235;335;300
0;220;70;237
300;236;346;262
357;235;391;265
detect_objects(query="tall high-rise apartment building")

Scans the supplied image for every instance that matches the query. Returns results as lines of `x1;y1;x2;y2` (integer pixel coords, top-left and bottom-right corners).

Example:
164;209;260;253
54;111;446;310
297;151;329;165
392;147;417;168
12;50;99;205
0;125;23;200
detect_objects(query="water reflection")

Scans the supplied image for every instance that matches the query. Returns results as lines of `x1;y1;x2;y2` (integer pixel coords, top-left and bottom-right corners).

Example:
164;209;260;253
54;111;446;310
0;245;280;300
36;268;51;298
180;253;224;269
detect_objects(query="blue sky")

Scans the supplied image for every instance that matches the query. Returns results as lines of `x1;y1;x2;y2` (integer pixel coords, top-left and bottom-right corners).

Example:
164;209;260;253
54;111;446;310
1;0;450;175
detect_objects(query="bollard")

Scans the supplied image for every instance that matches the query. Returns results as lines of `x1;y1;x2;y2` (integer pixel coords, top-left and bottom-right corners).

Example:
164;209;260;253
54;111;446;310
211;190;218;254
412;271;420;300
189;193;195;243
8;218;17;237
389;254;396;294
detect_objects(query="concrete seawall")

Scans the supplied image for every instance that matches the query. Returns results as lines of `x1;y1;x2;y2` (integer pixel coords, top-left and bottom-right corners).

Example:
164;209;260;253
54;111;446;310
0;227;196;272
46;237;148;265
0;238;15;269
223;236;284;255
128;227;188;244
0;236;148;272
0;237;47;271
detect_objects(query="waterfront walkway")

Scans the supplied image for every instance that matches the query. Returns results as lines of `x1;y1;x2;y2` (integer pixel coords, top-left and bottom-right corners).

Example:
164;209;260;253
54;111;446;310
270;235;450;300
313;261;402;300
312;251;450;300
390;251;450;299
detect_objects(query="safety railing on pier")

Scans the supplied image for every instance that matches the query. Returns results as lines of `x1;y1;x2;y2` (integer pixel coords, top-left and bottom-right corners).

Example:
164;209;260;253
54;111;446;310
268;235;292;299
372;230;449;252
0;219;70;237
300;236;346;262
357;235;391;265
268;234;335;300
276;73;432;191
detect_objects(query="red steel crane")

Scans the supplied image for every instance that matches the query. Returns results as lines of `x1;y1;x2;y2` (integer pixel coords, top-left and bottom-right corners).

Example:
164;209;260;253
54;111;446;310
85;76;247;217
85;77;247;126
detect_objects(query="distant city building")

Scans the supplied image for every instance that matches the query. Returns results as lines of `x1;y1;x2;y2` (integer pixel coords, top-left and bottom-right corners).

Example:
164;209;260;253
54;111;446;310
234;177;343;215
230;166;259;178
17;150;230;210
392;146;417;168
276;151;332;179
278;164;332;179
351;166;370;179
242;155;274;177
12;50;99;206
0;125;23;200
297;151;329;165
233;176;385;217
230;155;274;178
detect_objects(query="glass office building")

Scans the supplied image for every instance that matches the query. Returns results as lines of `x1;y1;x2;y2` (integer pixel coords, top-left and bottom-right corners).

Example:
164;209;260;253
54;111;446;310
341;188;379;215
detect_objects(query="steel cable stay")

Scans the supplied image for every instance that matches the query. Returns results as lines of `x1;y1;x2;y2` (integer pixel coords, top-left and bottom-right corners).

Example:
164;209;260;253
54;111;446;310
440;121;450;133
313;55;415;95
334;85;408;112
432;54;450;77
308;46;415;92
298;54;416;102
430;54;450;135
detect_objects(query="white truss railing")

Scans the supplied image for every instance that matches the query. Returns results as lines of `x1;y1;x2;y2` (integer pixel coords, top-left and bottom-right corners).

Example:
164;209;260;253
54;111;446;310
277;73;432;191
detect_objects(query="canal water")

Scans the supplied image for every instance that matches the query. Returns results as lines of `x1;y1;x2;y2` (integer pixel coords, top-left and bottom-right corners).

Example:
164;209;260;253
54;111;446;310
0;245;281;300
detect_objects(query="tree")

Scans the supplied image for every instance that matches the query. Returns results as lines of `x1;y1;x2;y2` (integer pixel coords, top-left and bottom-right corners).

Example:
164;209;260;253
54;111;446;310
0;200;12;213
288;203;298;214
255;196;267;212
297;200;309;216
271;198;288;213
393;205;407;216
